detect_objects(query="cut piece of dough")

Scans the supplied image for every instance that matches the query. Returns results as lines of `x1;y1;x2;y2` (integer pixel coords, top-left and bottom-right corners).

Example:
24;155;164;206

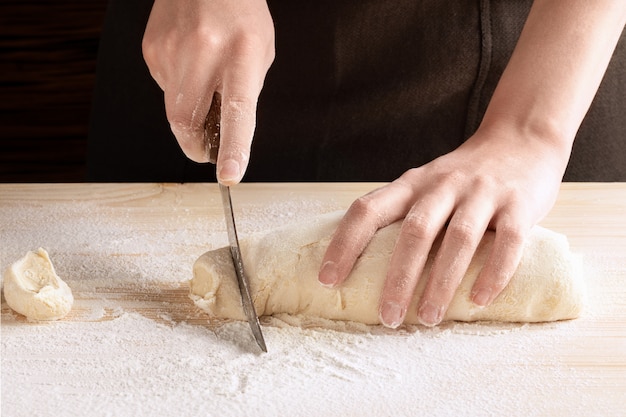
190;211;585;325
3;248;73;321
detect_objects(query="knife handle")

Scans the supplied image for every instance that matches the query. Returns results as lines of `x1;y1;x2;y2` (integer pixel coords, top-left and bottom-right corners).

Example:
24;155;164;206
204;92;221;165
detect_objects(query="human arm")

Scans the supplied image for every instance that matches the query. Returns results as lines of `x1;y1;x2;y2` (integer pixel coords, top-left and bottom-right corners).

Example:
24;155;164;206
142;0;275;185
319;0;626;327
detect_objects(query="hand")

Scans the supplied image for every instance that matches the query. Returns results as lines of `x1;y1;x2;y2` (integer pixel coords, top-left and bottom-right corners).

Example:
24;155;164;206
318;0;625;328
318;123;570;327
142;0;275;185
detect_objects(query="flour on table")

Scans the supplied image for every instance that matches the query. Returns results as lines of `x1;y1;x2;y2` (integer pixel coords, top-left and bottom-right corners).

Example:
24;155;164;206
191;211;586;325
2;248;74;321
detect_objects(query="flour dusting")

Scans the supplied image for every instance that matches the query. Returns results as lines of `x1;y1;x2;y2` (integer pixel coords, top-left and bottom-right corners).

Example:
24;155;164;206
1;186;624;416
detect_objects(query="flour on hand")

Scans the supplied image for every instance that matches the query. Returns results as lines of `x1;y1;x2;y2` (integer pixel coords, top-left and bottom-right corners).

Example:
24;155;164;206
3;248;73;321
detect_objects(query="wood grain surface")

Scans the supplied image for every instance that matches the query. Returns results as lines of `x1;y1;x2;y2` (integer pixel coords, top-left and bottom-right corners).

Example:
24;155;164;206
1;182;625;415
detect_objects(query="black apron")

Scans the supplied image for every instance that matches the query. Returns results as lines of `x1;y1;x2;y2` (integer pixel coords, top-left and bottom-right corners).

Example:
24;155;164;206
88;0;626;182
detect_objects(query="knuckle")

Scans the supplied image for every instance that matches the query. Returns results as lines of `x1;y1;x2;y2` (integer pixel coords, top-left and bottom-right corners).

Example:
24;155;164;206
168;113;203;144
221;96;257;127
430;169;465;189
166;97;206;135
233;26;274;55
227;29;275;69
402;212;436;242
168;114;194;133
348;195;383;225
224;94;255;109
194;26;224;52
142;30;181;64
471;173;499;192
396;168;420;187
141;37;156;63
232;31;264;55
446;221;476;246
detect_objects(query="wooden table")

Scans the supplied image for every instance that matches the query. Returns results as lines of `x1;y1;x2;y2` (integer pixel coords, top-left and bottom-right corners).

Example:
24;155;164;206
1;183;625;416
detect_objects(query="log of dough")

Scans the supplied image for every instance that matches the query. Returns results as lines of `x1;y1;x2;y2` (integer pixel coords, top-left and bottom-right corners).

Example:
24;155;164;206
190;211;585;324
3;248;73;321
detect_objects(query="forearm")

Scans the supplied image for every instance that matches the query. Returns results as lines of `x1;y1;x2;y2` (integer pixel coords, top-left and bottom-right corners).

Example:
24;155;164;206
480;0;626;155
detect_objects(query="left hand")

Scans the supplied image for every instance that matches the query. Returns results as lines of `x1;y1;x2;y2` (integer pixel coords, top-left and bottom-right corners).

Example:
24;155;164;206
318;0;625;328
318;122;570;327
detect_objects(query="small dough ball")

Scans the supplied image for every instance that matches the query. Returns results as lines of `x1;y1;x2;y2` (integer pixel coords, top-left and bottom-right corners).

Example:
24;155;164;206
3;248;73;321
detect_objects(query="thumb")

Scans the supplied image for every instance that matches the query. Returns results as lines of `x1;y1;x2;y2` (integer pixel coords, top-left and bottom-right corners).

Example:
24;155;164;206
216;82;261;186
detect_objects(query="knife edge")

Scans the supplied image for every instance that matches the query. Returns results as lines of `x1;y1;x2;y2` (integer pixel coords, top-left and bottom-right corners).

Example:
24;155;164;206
219;183;267;353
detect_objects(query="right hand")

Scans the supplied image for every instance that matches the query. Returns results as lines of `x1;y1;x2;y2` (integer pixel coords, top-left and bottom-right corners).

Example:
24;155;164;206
142;0;275;185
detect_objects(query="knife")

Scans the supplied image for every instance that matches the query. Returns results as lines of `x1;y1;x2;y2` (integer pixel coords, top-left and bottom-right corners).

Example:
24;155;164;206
205;92;267;353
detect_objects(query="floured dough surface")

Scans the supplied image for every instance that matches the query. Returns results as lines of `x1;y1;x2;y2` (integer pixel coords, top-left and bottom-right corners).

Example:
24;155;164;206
190;211;585;325
3;248;73;321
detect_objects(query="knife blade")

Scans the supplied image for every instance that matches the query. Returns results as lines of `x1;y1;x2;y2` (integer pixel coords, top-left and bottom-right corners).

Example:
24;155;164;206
205;92;267;353
219;183;267;352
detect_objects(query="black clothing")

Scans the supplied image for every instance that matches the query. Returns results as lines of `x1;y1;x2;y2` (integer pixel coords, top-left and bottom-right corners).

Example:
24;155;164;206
88;0;626;182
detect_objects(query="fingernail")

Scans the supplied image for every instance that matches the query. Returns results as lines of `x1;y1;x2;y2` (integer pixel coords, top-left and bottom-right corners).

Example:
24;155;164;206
218;159;240;183
418;301;443;327
319;261;339;288
472;288;492;307
380;301;405;329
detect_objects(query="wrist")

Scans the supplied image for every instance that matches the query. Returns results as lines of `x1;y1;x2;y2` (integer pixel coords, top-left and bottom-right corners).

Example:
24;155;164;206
473;112;574;176
480;106;574;148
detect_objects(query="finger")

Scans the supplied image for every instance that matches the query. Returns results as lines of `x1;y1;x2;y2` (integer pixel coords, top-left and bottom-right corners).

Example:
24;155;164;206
378;190;456;328
470;210;529;307
164;73;217;163
318;181;415;288
216;46;270;185
415;199;493;327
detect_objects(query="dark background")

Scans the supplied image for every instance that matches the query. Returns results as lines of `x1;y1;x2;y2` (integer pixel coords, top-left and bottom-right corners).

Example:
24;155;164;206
0;1;108;182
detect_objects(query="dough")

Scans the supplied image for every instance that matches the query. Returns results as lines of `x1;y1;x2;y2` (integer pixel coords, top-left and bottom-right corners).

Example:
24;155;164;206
190;211;585;324
3;248;73;321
